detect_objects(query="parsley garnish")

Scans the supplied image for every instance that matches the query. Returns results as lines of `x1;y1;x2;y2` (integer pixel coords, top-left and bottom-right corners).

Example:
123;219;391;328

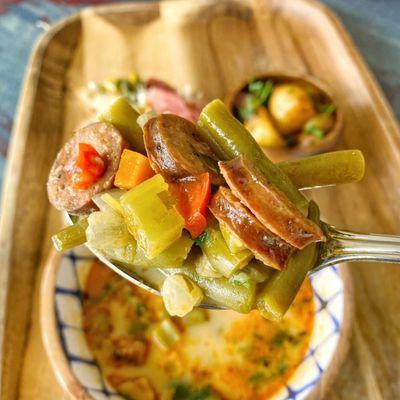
172;384;214;400
136;303;146;317
238;79;274;121
249;371;266;384
317;102;336;115
194;231;210;246
304;123;325;139
277;360;288;375
229;272;251;289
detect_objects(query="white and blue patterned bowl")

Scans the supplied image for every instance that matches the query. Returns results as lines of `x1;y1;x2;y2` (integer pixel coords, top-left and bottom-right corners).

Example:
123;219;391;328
41;246;353;400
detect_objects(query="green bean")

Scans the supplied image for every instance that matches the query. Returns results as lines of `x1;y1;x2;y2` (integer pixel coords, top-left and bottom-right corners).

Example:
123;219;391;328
99;97;146;154
197;99;308;211
169;262;257;313
278;150;365;189
52;217;88;251
256;201;320;321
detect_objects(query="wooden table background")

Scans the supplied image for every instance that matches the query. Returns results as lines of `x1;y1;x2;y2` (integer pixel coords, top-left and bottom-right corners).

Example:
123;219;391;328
1;1;400;399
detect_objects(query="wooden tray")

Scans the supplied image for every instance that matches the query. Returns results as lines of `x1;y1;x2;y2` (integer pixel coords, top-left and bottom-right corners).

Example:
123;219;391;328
1;0;400;399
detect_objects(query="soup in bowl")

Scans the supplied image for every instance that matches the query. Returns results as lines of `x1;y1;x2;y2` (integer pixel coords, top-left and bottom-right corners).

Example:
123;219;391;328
41;246;350;400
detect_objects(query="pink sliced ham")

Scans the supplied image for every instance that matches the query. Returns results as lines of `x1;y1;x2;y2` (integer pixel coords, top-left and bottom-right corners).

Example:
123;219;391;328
146;79;202;123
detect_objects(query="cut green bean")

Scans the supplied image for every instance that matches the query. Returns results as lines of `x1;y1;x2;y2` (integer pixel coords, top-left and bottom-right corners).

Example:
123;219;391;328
256;201;320;321
99;97;146;154
52;217;88;251
197;99;308;211
243;260;275;283
169;261;257;313
278;150;365;189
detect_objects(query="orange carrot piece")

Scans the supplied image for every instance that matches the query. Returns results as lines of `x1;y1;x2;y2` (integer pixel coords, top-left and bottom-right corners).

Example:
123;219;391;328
114;149;155;189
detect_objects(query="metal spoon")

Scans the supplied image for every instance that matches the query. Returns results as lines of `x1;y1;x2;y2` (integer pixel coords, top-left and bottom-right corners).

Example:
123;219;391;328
81;219;400;310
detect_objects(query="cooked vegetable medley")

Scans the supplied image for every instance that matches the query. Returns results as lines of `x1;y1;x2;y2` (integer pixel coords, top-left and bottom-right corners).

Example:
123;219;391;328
48;95;364;320
232;77;338;149
83;260;315;400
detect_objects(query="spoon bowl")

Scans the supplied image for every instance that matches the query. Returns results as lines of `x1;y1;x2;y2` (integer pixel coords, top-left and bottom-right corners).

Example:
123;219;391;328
73;212;400;309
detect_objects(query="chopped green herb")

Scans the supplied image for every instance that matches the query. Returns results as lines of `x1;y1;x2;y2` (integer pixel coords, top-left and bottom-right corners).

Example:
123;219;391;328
238;80;274;121
317;103;337;115
249;371;266;384
229;272;251;289
277;360;288;375
272;331;291;347
304;124;325;139
136;303;146;317
194;231;210;246
129;321;149;335
116;79;134;95
238;94;259;120
173;384;215;400
248;79;274;104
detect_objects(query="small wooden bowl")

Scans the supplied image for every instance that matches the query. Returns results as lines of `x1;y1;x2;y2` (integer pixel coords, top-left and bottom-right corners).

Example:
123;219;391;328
225;72;343;162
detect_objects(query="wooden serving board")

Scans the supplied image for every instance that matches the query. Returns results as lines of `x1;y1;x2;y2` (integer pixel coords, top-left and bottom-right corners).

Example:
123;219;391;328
1;0;399;399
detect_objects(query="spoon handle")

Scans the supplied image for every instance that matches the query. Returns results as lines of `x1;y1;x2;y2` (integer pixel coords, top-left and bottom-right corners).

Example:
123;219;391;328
314;222;400;272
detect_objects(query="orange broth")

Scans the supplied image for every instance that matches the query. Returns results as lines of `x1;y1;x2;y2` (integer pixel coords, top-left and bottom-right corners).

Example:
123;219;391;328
83;260;314;400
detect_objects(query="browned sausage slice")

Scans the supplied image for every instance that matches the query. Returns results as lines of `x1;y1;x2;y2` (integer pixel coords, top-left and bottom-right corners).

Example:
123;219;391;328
143;114;222;184
47;122;126;215
209;187;294;270
219;156;325;249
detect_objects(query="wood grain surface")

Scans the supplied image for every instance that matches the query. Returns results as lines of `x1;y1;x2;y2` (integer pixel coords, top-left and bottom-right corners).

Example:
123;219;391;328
1;0;399;399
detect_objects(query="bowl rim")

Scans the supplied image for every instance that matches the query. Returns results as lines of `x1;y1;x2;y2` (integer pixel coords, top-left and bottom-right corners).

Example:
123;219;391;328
225;71;344;161
40;249;354;400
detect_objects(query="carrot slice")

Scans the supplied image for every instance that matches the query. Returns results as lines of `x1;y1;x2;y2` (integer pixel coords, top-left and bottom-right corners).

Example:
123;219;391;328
114;149;155;189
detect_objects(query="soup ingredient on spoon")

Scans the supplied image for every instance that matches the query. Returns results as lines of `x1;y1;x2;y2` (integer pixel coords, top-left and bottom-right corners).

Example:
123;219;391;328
161;274;203;317
143;113;222;184
209;187;294;270
47;122;126;215
169;172;211;238
219;155;325;248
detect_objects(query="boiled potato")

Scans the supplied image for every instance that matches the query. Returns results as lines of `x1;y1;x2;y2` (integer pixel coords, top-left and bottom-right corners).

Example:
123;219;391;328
244;107;285;148
269;84;316;135
304;113;334;134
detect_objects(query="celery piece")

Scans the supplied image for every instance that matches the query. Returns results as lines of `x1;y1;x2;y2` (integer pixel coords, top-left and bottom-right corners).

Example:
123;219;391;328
194;252;223;278
181;308;209;327
161;274;203;317
256;201;320;321
220;221;248;253
101;190;125;214
151;319;181;351
120;175;185;259
99;97;146;154
86;210;136;265
199;221;253;277
174;264;257;313
52;217;88;251
133;235;193;268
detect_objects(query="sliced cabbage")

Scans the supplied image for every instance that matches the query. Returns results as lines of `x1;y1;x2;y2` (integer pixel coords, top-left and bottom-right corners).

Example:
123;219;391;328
86;210;136;265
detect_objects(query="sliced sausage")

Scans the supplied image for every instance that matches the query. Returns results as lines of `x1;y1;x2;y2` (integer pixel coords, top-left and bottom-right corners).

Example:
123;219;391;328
219;156;325;249
47;122;126;215
209;187;294;270
143;114;222;184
